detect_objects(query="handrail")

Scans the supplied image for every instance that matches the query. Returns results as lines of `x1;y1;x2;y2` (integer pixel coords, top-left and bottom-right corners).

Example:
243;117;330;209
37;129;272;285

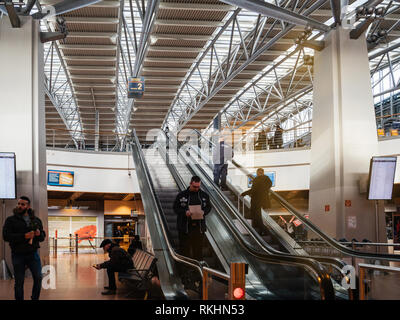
358;263;400;300
131;130;202;292
187;136;349;269
165;130;336;300
131;129;229;296
231;158;400;262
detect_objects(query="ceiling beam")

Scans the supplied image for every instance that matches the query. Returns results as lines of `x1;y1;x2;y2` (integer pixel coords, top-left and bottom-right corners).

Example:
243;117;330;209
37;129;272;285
220;0;331;32
159;3;233;11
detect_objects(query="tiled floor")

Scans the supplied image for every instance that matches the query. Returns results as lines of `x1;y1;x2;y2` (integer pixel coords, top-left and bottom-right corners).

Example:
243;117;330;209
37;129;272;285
0;253;146;300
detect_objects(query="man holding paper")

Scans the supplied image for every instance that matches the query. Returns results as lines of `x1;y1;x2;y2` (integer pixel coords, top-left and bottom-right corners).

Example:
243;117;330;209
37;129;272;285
173;176;212;261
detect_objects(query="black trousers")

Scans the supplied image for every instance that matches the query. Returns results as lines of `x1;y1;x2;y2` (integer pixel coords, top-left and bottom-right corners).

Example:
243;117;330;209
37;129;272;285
178;225;205;261
105;265;131;290
249;205;264;233
213;163;228;188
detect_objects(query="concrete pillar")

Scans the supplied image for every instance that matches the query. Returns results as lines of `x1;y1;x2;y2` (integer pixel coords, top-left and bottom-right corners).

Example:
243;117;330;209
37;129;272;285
309;27;386;243
0;16;49;266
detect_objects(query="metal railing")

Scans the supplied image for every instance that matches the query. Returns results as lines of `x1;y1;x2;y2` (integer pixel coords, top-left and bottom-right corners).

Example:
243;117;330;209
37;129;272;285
359;263;400;300
49;236;138;257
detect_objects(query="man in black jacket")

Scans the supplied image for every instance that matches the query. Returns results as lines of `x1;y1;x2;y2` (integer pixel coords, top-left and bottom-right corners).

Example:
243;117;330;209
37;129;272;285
173;176;212;261
2;196;46;300
94;239;133;295
241;168;272;235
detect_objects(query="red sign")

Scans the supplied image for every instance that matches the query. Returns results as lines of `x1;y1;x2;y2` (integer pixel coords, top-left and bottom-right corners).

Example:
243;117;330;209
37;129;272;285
304;215;310;219
293;219;302;227
345;200;351;207
325;205;330;212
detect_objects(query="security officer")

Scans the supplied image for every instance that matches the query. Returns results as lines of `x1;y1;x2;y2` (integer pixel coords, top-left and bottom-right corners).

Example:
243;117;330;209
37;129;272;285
173;176;212;261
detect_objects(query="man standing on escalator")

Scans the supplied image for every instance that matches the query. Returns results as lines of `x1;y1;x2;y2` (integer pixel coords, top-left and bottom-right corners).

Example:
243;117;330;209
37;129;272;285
173;176;212;261
212;136;233;191
241;168;272;235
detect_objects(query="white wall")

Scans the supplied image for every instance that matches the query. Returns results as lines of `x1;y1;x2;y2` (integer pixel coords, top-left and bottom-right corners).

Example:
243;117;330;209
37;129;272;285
46;149;139;193
231;148;311;192
45;137;400;195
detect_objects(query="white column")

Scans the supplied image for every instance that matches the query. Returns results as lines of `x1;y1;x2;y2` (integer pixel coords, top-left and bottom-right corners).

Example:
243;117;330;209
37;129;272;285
309;27;385;242
0;16;49;263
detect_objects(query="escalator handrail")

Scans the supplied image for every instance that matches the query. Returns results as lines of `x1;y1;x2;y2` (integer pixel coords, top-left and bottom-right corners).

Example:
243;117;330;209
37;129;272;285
189;141;348;268
231;158;400;262
164;132;336;300
131;130;212;279
193;129;400;261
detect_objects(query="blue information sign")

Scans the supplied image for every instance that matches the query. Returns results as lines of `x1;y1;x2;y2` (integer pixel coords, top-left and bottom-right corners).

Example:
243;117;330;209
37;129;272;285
128;77;145;99
48;170;74;187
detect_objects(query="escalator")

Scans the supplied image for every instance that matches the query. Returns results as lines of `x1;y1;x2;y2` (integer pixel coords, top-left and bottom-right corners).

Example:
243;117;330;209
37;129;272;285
181;129;400;300
132;129;338;300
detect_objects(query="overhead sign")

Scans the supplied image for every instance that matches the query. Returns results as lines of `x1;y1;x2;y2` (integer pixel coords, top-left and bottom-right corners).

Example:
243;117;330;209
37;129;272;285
128;76;145;99
48;170;74;187
0;152;16;199
248;172;275;188
367;156;397;200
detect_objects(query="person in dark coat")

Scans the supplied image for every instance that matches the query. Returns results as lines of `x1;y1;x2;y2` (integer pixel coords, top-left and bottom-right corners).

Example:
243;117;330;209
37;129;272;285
274;124;283;149
2;196;46;300
128;235;143;256
173;176;212;261
241;168;272;235
212;137;233;191
94;239;133;295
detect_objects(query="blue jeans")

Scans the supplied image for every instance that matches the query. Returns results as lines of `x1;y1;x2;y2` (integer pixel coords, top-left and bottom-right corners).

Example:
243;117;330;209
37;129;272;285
12;251;42;300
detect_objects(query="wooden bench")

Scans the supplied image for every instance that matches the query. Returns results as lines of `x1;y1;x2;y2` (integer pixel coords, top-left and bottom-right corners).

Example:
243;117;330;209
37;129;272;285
118;249;157;298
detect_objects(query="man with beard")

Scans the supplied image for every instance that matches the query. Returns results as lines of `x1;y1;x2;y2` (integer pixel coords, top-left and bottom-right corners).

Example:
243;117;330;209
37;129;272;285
2;196;46;300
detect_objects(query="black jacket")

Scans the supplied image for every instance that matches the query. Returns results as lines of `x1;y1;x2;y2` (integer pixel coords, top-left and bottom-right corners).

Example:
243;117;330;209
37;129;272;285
173;188;212;234
3;209;46;255
242;175;272;208
100;244;133;270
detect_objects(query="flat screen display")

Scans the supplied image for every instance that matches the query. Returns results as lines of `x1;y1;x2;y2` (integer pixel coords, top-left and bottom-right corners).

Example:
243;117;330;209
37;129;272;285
248;172;276;188
368;156;397;200
0;152;16;199
48;170;74;187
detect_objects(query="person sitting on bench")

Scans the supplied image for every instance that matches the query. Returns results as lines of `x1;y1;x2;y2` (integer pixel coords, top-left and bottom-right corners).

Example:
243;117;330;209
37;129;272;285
93;239;133;295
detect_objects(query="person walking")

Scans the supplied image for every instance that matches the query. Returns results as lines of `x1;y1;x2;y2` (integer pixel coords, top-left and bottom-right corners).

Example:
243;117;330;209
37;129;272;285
93;239;134;295
212;136;233;191
173;176;212;261
2;196;46;300
240;168;272;235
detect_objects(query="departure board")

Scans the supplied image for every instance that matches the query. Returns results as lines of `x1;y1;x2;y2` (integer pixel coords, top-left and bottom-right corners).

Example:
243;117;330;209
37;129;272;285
0;152;16;199
368;156;397;200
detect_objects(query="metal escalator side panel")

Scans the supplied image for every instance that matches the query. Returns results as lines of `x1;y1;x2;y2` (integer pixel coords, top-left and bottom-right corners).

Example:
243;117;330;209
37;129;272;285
130;136;188;300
